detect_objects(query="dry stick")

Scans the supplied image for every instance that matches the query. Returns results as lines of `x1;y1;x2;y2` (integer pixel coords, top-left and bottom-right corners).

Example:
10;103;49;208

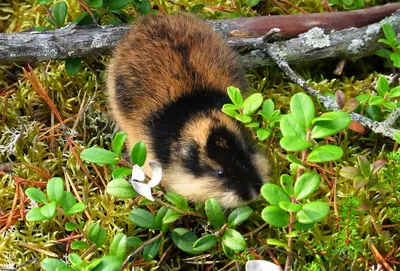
263;29;400;140
121;231;164;270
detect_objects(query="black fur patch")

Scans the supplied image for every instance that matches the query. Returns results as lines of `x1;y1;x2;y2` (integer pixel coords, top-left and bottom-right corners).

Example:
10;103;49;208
115;75;134;113
182;141;211;177
206;126;262;201
145;87;230;165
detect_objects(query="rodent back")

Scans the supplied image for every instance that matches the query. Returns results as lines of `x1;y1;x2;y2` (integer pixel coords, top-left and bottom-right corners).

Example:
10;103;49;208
107;13;247;119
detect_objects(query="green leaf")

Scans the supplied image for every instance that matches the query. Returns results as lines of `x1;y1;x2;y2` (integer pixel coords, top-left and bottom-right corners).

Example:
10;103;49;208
71;240;91;250
290;93;315;129
227;86;243;106
205;198;226;229
280;174;294;195
127;237;143;248
382;100;397;110
227;206;253;227
26;207;48;221
129;208;156;229
66;202;85;215
106;178;138;198
369;96;384;106
90;256;123;271
311;112;351;138
65;58;81;76
280;136;312;152
260;99;275;120
293;221;315;230
88;223;107;248
222;104;239;118
86;0;103;8
245;122;260;128
280;114;306;139
80;147;119;165
40;201;57;218
109;233;127;259
307;145;343;163
266;238;289;250
65;222;78;231
155;206;170;232
261;184;290;205
162;209;183;224
377;75;389;97
25;188;48;204
136;0;151;15
164;192;189;210
38;0;52;4
172;228;199;255
389;86;400;99
41;258;66;271
358;156;371;178
68;253;83;267
394;131;400;144
143;239;161;261
294;172;320;200
390;52;400;68
257;128;271;141
297;201;329;224
52;1;67;26
222;228;246;252
107;0;133;10
279;201;302;213
111;167;132;179
235;114;252;123
47;177;64;204
112;132;127;158
193;234;218;252
355;94;370;104
222;241;235;258
242;93;263;116
381;24;396;44
261;206;289;227
60;191;76;213
130;141;147;166
247;0;260;7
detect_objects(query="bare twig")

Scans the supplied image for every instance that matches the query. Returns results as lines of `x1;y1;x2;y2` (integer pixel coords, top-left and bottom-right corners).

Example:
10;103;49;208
264;30;400;140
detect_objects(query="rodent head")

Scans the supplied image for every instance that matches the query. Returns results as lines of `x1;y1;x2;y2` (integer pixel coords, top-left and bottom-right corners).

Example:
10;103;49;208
162;112;269;208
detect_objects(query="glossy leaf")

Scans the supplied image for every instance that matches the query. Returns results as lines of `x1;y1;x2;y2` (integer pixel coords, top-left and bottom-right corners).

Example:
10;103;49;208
130;141;147;166
297;201;329;224
257;128;271;141
235;114;252;123
109;233;127;259
394;131;400;144
60;191;76;213
172;228;199;255
164;192;189;210
193;234;218;252
40;201;57;218
65;58;81;76
90;256;123;271
261;206;289;227
26;207;47;221
47;177;64;204
307;145;343;163
25;188;48;204
294;172;320;200
162;209;182;224
107;0;133;10
290;93;315;129
106;178;138;198
222;228;246;252
389;86;400;98
261;184;290;205
227;86;243;106
112;132;127;158
65;222;78;231
280;114;306;139
81;147;119;165
279;201;302;213
369;96;384;106
155;206;170;232
242;93;263;116
377;75;389;97
71;240;90;250
127;237;143;248
66;202;85;215
52;1;67;26
143;238;161;261
280;136;312;152
88;223;107;248
358;156;371;177
68;253;83;267
280;174;294;195
111;167;132;179
311;112;351;138
129;208;156;229
227;206;253;227
41;258;66;271
205;198;226;229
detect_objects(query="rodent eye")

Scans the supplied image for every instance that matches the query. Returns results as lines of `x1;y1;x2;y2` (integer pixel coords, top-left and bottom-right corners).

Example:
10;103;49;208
217;170;225;178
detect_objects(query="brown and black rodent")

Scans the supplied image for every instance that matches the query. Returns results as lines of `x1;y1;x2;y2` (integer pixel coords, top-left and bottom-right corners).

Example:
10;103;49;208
107;13;269;208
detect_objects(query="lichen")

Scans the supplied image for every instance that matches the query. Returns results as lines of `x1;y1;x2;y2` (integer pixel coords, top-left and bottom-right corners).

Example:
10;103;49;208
348;39;364;54
300;27;331;48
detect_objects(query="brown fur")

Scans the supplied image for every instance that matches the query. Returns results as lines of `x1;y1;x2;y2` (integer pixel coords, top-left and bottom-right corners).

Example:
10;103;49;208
107;13;269;208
